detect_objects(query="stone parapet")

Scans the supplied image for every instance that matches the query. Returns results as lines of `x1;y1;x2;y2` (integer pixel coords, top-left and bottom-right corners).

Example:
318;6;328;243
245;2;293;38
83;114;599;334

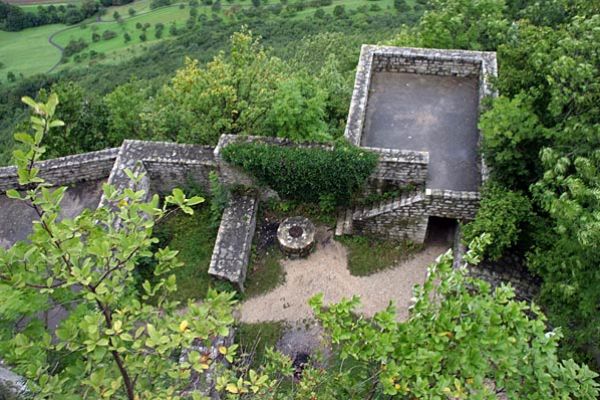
367;146;429;186
0;148;119;192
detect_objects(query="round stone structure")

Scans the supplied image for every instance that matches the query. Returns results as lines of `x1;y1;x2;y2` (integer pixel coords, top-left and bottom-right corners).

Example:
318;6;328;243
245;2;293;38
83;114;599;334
277;216;316;258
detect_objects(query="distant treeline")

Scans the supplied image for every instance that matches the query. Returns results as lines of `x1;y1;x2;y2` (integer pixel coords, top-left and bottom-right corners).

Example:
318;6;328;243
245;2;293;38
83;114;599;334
0;0;134;31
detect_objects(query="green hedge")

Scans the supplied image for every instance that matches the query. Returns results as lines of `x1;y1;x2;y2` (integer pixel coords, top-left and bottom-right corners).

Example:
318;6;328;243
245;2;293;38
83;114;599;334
221;142;378;205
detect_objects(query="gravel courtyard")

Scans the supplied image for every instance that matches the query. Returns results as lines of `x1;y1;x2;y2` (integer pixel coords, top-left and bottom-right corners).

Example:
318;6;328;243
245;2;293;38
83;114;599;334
240;231;449;323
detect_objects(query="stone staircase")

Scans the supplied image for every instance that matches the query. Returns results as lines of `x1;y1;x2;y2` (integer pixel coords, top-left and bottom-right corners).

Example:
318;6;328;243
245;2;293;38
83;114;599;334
335;190;425;236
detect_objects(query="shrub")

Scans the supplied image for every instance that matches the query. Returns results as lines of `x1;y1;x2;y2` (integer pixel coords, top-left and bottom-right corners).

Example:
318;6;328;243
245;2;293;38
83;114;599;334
221;142;378;205
63;38;88;56
462;183;532;260
102;29;117;40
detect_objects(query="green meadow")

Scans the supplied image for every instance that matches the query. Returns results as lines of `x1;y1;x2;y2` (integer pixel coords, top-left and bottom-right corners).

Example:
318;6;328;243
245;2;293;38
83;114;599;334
0;23;66;80
1;0;402;82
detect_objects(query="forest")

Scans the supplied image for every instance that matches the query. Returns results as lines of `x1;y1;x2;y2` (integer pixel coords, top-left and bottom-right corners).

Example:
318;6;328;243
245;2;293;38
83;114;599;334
0;0;599;398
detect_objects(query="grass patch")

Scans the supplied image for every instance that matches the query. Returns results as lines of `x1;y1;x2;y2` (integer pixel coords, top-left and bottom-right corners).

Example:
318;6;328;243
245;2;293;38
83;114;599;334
264;199;337;228
337;235;422;276
235;321;285;370
244;246;285;298
0;24;65;81
148;202;222;302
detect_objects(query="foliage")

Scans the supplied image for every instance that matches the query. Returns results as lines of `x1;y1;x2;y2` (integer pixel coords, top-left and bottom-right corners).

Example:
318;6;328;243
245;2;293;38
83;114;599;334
141;30;330;145
463;183;532;260
104;79;149;145
527;149;600;369
0;95;252;399
418;0;508;50
294;248;599;399
338;235;422;276
63;38;88;57
0;0;97;31
221;142;378;205
479;95;549;190
479;12;600;368
37;81;111;158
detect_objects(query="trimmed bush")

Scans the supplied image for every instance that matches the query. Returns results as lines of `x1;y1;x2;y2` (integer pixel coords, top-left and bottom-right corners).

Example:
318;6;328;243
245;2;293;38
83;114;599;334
221;142;378;205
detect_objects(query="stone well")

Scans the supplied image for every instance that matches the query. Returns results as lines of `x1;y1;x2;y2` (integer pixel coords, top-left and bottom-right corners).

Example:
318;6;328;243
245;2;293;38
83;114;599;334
277;216;315;258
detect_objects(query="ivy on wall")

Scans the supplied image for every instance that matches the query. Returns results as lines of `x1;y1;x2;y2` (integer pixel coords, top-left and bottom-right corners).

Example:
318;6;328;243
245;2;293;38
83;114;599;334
221;142;378;205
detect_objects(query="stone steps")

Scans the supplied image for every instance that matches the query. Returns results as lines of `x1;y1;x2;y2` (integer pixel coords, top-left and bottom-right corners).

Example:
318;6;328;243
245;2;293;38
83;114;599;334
354;190;425;220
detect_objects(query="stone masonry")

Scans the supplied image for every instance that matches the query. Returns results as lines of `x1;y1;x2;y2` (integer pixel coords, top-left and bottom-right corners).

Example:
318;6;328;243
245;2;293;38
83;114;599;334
351;189;480;242
0;147;119;191
208;193;258;290
339;45;498;243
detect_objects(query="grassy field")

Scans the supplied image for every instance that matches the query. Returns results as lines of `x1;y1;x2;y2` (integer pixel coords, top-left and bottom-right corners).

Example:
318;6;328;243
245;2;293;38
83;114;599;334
0;24;65;80
0;0;406;81
53;4;189;52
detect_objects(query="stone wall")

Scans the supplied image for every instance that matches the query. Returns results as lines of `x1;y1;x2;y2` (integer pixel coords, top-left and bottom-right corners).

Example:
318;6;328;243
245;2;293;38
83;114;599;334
367;146;429;186
352;189;480;242
344;45;497;187
372;49;482;77
97;140;217;208
208;193;259;290
0;148;119;192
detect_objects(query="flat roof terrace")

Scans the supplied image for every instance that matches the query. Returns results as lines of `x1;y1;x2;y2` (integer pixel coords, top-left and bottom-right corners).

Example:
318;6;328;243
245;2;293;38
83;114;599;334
345;46;498;193
362;72;480;191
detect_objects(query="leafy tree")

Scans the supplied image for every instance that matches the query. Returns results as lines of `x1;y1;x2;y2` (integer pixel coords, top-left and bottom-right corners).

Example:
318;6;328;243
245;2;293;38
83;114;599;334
394;0;411;13
112;10;120;20
479;95;549;190
37;81;110;158
139;32;147;41
128;7;135;16
419;0;508;50
333;4;344;18
264;74;328;141
528;149;600;369
0;94;251;399
104;79;149;144
142;30;329;145
102;29;117;40
249;241;599;399
123;31;131;42
463;183;532;260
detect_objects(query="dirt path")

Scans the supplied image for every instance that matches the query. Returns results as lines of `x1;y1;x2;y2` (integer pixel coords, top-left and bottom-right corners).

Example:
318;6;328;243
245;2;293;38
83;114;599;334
240;239;449;323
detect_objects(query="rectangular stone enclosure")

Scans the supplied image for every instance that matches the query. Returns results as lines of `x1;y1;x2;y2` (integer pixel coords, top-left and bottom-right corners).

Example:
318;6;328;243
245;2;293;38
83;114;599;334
345;46;497;192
